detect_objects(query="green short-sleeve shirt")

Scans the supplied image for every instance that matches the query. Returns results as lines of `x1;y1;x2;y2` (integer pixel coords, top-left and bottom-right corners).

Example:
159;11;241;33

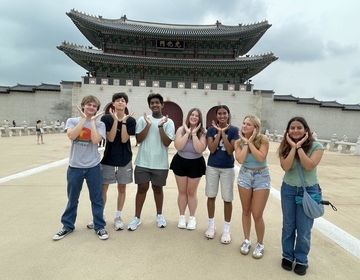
283;141;324;187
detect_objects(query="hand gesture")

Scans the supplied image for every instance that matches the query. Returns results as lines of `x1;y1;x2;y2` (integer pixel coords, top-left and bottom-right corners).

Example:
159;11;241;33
120;112;134;123
296;132;309;148
191;123;201;135
239;131;248;144
91;111;104;121
109;108;119;121
249;128;257;143
76;105;87;119
143;113;152;125
158;115;168;127
183;121;191;134
211;120;221;131
286;133;296;148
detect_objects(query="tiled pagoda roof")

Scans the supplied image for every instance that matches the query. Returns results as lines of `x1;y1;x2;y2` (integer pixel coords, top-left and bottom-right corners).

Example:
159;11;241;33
273;95;298;102
67;9;271;54
58;42;277;78
297;97;321;105
1;84;60;93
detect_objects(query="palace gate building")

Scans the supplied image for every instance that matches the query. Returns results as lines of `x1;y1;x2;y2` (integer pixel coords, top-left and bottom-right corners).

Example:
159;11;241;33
57;9;278;129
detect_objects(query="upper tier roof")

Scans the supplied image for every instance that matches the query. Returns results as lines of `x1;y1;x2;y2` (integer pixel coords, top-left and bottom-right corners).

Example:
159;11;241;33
67;9;271;54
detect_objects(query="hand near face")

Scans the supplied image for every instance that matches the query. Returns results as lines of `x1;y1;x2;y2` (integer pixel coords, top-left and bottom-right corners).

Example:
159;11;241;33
109;108;119;121
297;132;309;148
143;113;152;125
239;131;248;144
91;111;104;121
183;121;191;134
120;112;134;123
191;123;201;134
212;120;228;132
76;105;87;119
249;128;257;143
286;133;296;148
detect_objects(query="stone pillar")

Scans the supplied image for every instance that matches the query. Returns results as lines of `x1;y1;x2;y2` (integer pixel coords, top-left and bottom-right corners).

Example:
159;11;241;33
355;136;360;156
23;121;29;136
3;120;10;137
329;134;338;152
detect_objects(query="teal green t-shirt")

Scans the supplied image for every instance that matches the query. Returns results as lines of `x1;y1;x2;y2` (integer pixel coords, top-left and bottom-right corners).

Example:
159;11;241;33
283;141;324;187
135;115;175;170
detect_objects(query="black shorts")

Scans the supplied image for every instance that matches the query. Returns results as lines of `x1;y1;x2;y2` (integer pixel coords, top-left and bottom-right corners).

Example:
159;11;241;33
170;153;206;178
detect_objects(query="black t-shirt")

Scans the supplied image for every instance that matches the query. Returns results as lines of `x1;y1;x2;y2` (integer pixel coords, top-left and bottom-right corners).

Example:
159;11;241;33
100;114;136;166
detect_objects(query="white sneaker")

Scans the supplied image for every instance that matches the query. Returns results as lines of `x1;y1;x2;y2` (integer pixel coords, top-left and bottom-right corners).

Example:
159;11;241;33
186;216;196;230
127;217;141;231
240;239;251;255
156;214;167;228
252;243;265;259
177;215;186;229
204;225;216;239
114;216;124;231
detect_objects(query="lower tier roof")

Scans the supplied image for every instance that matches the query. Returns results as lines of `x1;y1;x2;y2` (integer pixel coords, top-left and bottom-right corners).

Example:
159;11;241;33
57;42;277;83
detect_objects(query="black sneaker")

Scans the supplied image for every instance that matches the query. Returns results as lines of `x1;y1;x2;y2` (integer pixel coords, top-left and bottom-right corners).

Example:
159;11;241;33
281;258;293;271
97;228;109;240
52;228;73;241
294;263;307;276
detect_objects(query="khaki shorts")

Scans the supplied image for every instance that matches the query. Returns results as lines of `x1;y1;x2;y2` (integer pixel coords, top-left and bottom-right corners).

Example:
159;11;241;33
101;162;133;185
205;166;235;202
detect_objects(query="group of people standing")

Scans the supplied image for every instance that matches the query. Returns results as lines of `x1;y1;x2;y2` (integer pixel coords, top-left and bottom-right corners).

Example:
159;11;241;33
53;92;324;276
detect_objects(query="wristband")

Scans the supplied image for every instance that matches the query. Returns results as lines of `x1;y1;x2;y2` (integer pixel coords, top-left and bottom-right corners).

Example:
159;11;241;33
122;122;126;125
296;146;302;150
158;125;163;128
243;143;249;146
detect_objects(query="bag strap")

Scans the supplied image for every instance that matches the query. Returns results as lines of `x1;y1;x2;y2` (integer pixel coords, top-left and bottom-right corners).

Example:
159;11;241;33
295;159;307;192
321;200;338;211
295;160;338;212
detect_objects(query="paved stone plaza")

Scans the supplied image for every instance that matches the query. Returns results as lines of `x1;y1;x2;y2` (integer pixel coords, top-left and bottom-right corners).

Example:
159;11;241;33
0;134;359;279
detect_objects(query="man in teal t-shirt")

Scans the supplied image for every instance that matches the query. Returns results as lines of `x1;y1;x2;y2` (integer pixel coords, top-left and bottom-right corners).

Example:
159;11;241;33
127;93;175;231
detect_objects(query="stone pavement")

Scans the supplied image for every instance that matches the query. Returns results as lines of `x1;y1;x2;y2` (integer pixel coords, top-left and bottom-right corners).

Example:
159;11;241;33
0;134;359;280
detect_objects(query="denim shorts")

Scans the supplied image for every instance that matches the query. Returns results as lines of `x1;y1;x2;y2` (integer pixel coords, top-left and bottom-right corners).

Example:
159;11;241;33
237;166;271;191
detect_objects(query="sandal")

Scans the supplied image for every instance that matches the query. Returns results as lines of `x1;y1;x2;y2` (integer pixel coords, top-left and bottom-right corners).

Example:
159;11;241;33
205;226;216;239
220;232;232;244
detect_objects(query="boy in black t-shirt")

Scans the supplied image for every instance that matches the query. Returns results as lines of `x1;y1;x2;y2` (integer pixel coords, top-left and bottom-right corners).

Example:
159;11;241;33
87;92;136;230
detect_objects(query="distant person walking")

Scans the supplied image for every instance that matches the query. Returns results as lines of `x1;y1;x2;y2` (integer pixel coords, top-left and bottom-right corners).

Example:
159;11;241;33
36;120;44;144
278;116;324;275
170;108;207;230
52;95;109;241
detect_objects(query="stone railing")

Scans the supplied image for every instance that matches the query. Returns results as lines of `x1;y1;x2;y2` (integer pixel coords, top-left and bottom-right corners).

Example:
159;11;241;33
0;123;65;137
265;131;360;156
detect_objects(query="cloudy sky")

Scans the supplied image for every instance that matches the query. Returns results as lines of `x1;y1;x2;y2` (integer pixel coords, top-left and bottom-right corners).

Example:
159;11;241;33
1;0;359;104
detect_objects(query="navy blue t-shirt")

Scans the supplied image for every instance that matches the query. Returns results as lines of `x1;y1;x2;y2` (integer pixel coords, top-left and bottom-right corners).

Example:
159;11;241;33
100;114;136;166
206;125;239;168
